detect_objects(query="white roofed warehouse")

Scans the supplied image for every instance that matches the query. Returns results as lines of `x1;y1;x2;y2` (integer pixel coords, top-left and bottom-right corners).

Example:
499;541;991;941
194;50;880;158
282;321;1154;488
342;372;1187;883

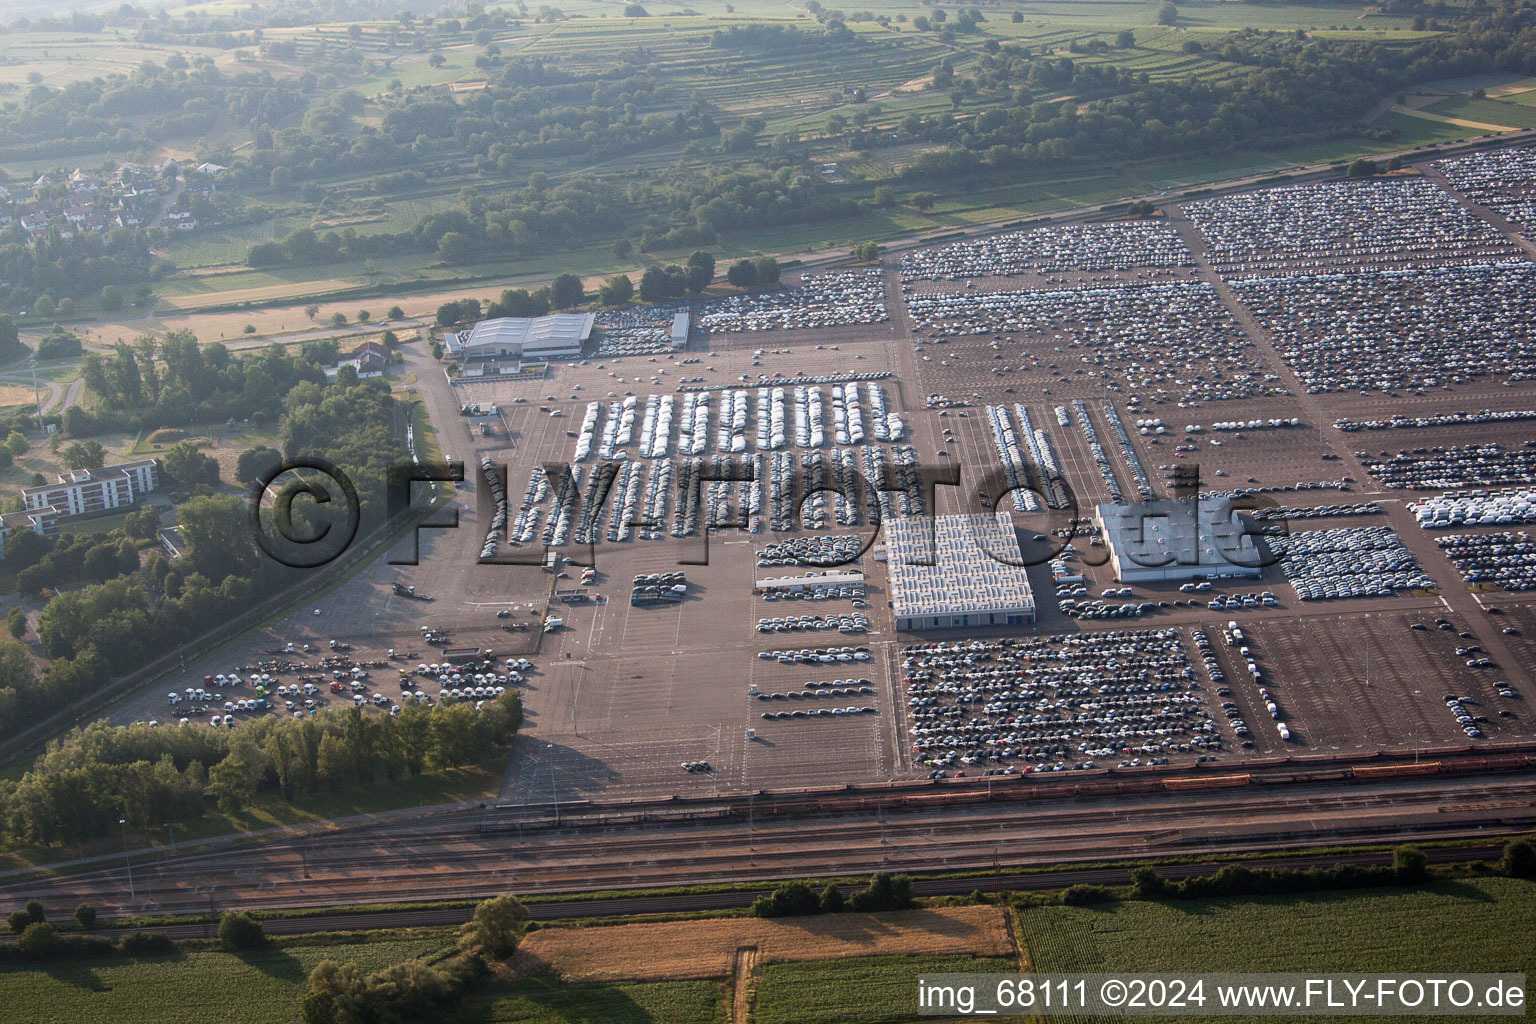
1094;496;1264;583
444;312;595;362
886;513;1036;631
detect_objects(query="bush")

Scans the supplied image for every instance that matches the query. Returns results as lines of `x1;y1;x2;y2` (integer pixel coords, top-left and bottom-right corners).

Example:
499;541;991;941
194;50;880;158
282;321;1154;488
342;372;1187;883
846;872;915;913
74;903;96;929
218;911;264;950
1393;844;1430;882
17;922;55;956
1061;884;1116;906
752;881;821;918
118;930;179;955
1131;866;1169;898
6;910;30;934
1500;837;1536;879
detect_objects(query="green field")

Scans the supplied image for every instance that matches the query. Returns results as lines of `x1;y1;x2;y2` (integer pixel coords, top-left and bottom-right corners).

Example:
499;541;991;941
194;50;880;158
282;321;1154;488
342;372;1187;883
1021;879;1536;1023
0;938;449;1024
1423;94;1536;129
754;954;1016;1024
449;973;724;1024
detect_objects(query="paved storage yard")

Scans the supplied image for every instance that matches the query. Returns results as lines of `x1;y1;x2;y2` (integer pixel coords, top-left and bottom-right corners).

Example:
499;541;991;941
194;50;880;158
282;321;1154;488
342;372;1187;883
111;149;1536;802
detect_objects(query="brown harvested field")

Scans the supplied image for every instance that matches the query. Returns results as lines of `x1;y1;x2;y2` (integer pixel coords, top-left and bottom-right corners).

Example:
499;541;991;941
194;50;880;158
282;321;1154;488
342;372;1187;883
514;906;1015;981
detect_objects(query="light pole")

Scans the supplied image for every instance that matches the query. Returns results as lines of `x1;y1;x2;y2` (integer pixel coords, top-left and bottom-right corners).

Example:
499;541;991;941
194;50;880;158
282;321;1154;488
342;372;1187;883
118;815;135;904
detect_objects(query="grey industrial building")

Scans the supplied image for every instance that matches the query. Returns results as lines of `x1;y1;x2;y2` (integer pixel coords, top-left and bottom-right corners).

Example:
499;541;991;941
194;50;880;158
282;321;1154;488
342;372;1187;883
885;513;1036;631
1094;496;1264;582
444;312;596;362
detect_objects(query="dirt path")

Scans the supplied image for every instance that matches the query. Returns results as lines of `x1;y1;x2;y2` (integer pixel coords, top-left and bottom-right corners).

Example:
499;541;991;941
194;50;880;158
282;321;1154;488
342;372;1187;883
730;945;759;1024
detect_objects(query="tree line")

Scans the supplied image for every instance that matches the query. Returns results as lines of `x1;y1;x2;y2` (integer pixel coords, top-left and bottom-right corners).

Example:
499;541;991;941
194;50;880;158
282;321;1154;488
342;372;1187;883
0;690;522;846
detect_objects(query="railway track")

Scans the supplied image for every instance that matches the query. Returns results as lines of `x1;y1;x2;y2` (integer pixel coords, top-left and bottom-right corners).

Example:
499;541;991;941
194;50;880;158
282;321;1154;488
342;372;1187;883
4;772;1531;919
52;842;1512;942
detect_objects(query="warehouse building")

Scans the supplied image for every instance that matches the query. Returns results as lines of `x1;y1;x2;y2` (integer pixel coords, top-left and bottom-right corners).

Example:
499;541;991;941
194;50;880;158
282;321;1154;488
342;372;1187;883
1094;496;1264;582
444;312;596;362
886;513;1036;630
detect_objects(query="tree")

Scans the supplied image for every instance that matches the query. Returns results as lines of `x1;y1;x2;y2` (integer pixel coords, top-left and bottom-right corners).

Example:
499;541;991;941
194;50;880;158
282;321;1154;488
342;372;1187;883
726;259;758;289
236;446;283;486
305;304;320;321
36;327;82;360
853;241;880;262
1156;1;1177;25
387;305;405;320
437;231;471;262
819;882;845;913
1116;29;1135;47
161;441;220;486
932;57;954;89
624;3;649;14
356;310;371;323
218;911;264;950
599;275;634;306
381;330;400;350
23;900;45;924
1346;158;1380;178
61;440;106;470
910;192;937;211
330;311;348;328
100;285;124;311
6;910;28;934
754;256;780;286
74;904;96;929
638;266;670;303
7;607;26;640
461;894;529;956
0;316;24;364
549;274;585;309
6;431;26;457
317;732;350;789
751;881;820;917
428;53;446;68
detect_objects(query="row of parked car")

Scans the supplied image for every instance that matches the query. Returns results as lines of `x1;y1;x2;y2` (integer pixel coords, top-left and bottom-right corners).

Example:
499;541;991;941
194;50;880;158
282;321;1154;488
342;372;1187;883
757;645;873;664
755;612;869;633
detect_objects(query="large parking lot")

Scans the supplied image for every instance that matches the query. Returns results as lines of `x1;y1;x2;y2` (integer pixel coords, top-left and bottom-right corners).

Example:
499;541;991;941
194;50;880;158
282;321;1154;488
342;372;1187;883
107;145;1536;800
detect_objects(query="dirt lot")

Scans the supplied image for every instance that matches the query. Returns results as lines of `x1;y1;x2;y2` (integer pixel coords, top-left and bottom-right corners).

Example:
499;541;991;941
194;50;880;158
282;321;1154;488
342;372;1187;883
515;905;1015;981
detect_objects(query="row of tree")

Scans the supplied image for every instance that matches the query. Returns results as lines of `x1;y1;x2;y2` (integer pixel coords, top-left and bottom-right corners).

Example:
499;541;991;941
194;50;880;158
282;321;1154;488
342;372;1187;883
0;691;522;846
752;872;916;917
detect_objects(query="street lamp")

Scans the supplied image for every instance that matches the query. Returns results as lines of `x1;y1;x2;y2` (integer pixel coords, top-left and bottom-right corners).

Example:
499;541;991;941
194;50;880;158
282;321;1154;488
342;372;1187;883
118;816;135;904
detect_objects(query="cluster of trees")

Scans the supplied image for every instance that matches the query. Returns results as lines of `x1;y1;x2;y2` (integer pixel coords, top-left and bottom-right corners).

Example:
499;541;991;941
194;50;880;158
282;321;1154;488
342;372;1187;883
0;691;522;845
752;873;915;918
238;63;717;196
0;57;308;163
900;10;1536;182
8;528;151;599
708;23;859;53
302;892;527;1024
0;224;163;312
74;332;328;434
723;255;780;290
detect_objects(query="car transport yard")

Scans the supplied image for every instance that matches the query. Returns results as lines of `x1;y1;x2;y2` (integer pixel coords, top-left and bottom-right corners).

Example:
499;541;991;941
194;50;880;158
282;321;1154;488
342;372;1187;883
105;146;1536;810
